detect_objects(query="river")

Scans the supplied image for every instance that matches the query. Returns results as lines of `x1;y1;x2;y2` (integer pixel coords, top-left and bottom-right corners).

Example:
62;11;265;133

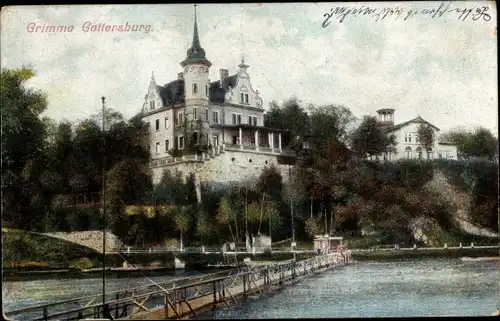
2;270;198;315
197;258;498;318
3;258;498;318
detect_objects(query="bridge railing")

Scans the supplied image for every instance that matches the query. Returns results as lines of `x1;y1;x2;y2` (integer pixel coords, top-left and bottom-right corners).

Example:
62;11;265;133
354;243;499;252
5;254;347;321
3;267;244;321
114;246;315;254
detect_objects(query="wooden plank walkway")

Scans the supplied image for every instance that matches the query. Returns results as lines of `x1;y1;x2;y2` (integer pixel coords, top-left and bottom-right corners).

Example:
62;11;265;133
129;253;348;320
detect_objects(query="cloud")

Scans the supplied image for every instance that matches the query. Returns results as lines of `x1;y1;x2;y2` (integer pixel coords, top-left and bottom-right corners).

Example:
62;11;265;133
1;2;497;135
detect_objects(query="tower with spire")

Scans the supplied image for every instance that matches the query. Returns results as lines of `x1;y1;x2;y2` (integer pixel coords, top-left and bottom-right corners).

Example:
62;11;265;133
141;4;287;189
179;4;212;148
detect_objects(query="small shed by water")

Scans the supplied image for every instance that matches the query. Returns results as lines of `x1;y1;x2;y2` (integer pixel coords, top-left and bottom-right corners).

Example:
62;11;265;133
252;234;272;252
313;235;343;254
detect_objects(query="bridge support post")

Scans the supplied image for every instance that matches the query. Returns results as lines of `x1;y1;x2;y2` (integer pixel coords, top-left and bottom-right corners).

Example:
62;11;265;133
164;294;169;318
103;303;112;319
212;281;217;308
243;274;247;295
115;293;120;319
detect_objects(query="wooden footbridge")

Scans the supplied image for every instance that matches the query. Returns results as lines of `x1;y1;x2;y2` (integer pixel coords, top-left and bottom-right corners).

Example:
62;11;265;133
4;253;350;321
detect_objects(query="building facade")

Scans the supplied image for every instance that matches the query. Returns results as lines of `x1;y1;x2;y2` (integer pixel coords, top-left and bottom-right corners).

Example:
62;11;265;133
140;9;290;186
374;109;458;161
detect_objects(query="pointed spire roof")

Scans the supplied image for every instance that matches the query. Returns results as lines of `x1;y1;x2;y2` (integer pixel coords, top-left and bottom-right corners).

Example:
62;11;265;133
181;4;211;67
238;55;249;69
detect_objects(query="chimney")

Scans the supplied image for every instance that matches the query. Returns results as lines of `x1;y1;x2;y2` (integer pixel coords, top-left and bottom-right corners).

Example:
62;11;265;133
177;72;184;80
219;69;229;83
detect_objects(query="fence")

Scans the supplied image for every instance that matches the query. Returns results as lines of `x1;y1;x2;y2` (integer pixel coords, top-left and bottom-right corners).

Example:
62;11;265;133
112;246;316;255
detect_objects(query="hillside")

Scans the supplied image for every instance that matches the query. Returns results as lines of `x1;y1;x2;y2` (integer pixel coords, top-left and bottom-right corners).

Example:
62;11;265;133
2;228;104;269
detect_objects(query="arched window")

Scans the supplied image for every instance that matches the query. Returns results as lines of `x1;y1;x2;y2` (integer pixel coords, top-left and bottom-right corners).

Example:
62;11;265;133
405;146;412;159
416;147;422;159
427;148;433;160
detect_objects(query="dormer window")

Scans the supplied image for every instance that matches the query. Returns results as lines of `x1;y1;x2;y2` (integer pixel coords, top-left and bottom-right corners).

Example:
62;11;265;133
193;83;198;94
149;100;155;110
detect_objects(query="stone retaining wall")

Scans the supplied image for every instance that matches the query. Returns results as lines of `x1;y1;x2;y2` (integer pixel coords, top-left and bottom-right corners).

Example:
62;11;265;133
40;230;122;253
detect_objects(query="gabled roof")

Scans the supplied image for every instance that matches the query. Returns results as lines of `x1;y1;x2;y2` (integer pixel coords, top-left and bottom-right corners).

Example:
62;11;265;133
156;81;185;106
385;116;440;132
209;74;238;104
154;74;239;107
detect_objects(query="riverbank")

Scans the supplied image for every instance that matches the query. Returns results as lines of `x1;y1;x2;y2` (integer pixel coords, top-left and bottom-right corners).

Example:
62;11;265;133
2;252;314;282
351;246;499;261
1;266;234;282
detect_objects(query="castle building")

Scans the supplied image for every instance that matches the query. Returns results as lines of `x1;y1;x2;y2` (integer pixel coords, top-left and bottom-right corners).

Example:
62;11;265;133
140;7;290;187
373;109;458;161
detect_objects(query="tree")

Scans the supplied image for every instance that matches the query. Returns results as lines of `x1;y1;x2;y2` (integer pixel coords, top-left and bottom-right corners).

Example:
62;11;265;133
246;201;262;236
264;98;310;149
196;210;213;244
309;104;355;154
172;207;190;249
216;197;235;242
304;217;323;238
441;127;498;161
417;123;435;158
106;159;153;237
1;67;49;229
350;116;396;160
257;165;283;202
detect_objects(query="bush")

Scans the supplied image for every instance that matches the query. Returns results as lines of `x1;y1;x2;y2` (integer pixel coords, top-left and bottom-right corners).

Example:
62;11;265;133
164;238;179;249
70;257;94;270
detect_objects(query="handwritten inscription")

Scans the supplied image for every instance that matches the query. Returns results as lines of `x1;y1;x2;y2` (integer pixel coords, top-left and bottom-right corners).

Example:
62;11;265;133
322;1;492;26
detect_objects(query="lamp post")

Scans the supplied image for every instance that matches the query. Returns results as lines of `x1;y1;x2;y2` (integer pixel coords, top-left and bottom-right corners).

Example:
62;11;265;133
101;96;107;310
289;164;296;261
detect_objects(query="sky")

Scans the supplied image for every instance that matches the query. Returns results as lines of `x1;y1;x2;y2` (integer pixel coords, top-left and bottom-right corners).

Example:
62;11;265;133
1;2;498;134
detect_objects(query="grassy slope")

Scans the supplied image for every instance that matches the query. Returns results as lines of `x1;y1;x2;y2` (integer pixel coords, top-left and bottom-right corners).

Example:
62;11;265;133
2;228;103;269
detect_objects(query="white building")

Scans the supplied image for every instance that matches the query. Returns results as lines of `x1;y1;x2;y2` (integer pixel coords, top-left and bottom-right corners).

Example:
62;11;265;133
140;8;290;186
374;109;458;161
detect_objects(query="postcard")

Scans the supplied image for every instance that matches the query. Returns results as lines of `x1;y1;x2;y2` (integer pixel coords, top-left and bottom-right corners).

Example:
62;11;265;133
1;2;498;320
